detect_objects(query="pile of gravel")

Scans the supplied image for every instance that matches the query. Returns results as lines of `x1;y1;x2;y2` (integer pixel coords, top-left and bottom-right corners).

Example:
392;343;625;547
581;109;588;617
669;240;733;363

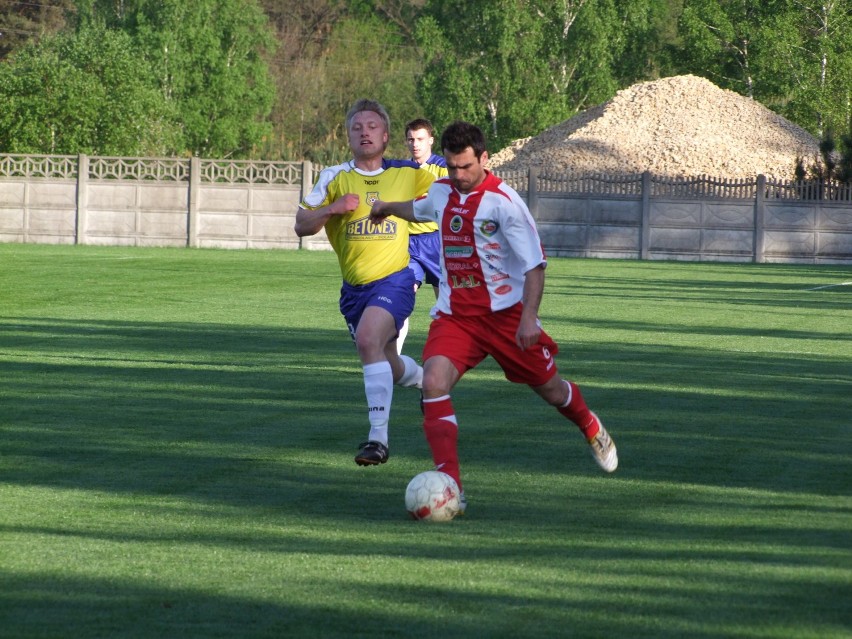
488;75;820;180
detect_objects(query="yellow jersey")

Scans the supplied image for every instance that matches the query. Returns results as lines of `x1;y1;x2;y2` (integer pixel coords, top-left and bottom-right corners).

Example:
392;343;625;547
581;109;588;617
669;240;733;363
301;159;435;285
409;154;447;236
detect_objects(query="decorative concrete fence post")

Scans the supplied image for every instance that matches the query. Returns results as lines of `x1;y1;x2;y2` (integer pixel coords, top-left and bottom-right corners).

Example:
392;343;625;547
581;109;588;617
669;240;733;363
76;154;89;245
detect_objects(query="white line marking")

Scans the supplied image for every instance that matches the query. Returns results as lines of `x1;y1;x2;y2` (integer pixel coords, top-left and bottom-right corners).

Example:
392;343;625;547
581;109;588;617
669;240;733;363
806;282;852;291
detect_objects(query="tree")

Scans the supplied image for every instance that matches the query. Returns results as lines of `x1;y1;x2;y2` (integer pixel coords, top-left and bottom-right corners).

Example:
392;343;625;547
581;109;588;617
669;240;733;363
0;0;75;59
797;128;852;180
766;0;852;137
672;0;852;139
674;0;774;97
81;0;277;158
416;0;573;149
414;0;665;150
258;4;423;163
0;25;177;155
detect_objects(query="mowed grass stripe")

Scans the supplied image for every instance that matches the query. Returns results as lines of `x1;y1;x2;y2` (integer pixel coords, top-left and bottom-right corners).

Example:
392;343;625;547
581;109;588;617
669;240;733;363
1;244;849;638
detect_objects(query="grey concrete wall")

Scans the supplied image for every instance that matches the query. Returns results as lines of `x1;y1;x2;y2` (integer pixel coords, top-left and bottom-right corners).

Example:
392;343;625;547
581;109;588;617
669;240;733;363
0;155;327;250
1;155;850;263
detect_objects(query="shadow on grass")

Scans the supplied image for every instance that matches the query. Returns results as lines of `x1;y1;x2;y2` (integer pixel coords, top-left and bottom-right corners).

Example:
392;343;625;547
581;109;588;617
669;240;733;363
1;315;849;500
5;567;844;639
1;314;850;638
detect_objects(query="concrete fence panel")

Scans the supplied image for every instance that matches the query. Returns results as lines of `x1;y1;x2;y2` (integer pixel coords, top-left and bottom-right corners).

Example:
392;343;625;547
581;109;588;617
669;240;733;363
1;155;850;263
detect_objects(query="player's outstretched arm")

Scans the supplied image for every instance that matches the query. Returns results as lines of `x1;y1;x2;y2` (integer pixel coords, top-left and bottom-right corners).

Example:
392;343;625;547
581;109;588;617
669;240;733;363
370;199;415;224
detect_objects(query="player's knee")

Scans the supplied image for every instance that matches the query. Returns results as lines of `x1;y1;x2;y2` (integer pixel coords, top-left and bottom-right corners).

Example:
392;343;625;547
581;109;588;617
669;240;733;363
422;368;451;396
533;376;568;406
355;335;386;362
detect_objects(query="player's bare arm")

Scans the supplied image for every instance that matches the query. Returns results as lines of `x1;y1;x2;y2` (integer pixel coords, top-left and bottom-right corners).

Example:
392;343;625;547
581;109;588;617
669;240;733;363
516;264;546;350
369;199;416;225
294;193;360;237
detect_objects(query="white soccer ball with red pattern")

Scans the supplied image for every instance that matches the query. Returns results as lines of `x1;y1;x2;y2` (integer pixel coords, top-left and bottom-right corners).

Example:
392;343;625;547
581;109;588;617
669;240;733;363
405;470;461;522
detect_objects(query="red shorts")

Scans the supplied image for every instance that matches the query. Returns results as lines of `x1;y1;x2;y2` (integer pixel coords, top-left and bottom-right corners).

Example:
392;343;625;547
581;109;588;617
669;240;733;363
422;303;560;386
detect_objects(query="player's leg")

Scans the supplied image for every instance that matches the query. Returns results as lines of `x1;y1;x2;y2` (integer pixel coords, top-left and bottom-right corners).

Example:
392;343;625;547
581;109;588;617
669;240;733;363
420;315;483;496
396;316;410;355
486;305;618;473
378;270;423;389
421;354;463;489
350;269;418;466
399;235;427;355
531;373;618;473
353;304;399;465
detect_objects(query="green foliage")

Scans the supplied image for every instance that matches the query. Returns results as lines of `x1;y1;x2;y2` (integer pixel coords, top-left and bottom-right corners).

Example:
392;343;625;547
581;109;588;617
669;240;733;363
87;0;277;158
0;0;276;157
672;0;852;140
416;0;573;149
0;25;177;155
0;0;850;162
796;126;852;185
263;13;422;164
415;0;668;151
776;0;852;138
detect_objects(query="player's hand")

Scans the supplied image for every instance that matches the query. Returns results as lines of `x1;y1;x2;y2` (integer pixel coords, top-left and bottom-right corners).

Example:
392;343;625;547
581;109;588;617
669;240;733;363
369;200;390;224
330;193;359;215
515;315;542;350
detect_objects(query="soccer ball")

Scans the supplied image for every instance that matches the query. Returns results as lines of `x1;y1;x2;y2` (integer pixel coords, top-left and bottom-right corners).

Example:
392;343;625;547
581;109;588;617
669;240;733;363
405;470;461;522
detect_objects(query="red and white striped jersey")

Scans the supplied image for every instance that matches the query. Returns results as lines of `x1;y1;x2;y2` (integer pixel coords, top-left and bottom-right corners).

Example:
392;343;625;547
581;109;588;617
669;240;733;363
412;171;547;317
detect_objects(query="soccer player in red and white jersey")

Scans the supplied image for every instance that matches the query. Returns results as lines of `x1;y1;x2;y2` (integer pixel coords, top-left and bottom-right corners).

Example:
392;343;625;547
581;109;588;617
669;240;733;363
370;121;617;512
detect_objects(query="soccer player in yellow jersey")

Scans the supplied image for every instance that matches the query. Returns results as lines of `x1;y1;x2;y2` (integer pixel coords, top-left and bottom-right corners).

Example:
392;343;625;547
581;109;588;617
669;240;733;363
294;99;435;466
396;119;448;352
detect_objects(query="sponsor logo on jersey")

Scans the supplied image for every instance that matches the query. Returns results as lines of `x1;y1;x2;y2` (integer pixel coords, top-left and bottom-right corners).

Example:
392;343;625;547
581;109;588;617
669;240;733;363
494;284;512;295
366;191;379;205
480;220;498;236
443;234;471;242
449;215;464;233
445;246;474;258
450;206;468;215
483;242;501;250
490;272;509;282
364;180;379;185
446;261;478;271
347;215;396;240
451;274;480;289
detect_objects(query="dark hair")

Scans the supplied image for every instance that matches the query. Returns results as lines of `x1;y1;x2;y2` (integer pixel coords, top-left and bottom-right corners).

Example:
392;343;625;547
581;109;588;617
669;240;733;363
440;121;486;158
405;118;435;137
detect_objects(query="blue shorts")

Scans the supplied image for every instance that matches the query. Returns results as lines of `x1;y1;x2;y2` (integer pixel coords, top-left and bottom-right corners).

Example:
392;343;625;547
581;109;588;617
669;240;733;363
339;268;417;341
408;231;441;289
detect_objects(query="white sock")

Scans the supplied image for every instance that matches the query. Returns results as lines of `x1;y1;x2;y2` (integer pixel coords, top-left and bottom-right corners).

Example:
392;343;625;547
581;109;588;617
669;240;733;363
363;361;393;446
396;317;409;355
396;354;423;389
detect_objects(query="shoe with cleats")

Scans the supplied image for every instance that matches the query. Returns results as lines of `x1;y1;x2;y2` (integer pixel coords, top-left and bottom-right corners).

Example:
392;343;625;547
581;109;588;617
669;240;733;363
587;415;618;473
355;440;389;466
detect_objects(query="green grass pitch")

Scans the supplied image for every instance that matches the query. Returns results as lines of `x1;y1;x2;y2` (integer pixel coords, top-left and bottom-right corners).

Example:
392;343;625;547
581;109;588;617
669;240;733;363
0;244;849;638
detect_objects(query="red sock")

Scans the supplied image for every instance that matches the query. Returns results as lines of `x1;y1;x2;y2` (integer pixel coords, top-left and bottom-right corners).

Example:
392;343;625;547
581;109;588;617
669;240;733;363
557;381;600;440
422;396;462;491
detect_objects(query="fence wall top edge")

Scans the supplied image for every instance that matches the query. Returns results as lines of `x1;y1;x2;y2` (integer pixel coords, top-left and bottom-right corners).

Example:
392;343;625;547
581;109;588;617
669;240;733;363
2;155;851;192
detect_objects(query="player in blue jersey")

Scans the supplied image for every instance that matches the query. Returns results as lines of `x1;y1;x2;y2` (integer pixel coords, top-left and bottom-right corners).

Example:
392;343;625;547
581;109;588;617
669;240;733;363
396;118;447;353
294;99;435;466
